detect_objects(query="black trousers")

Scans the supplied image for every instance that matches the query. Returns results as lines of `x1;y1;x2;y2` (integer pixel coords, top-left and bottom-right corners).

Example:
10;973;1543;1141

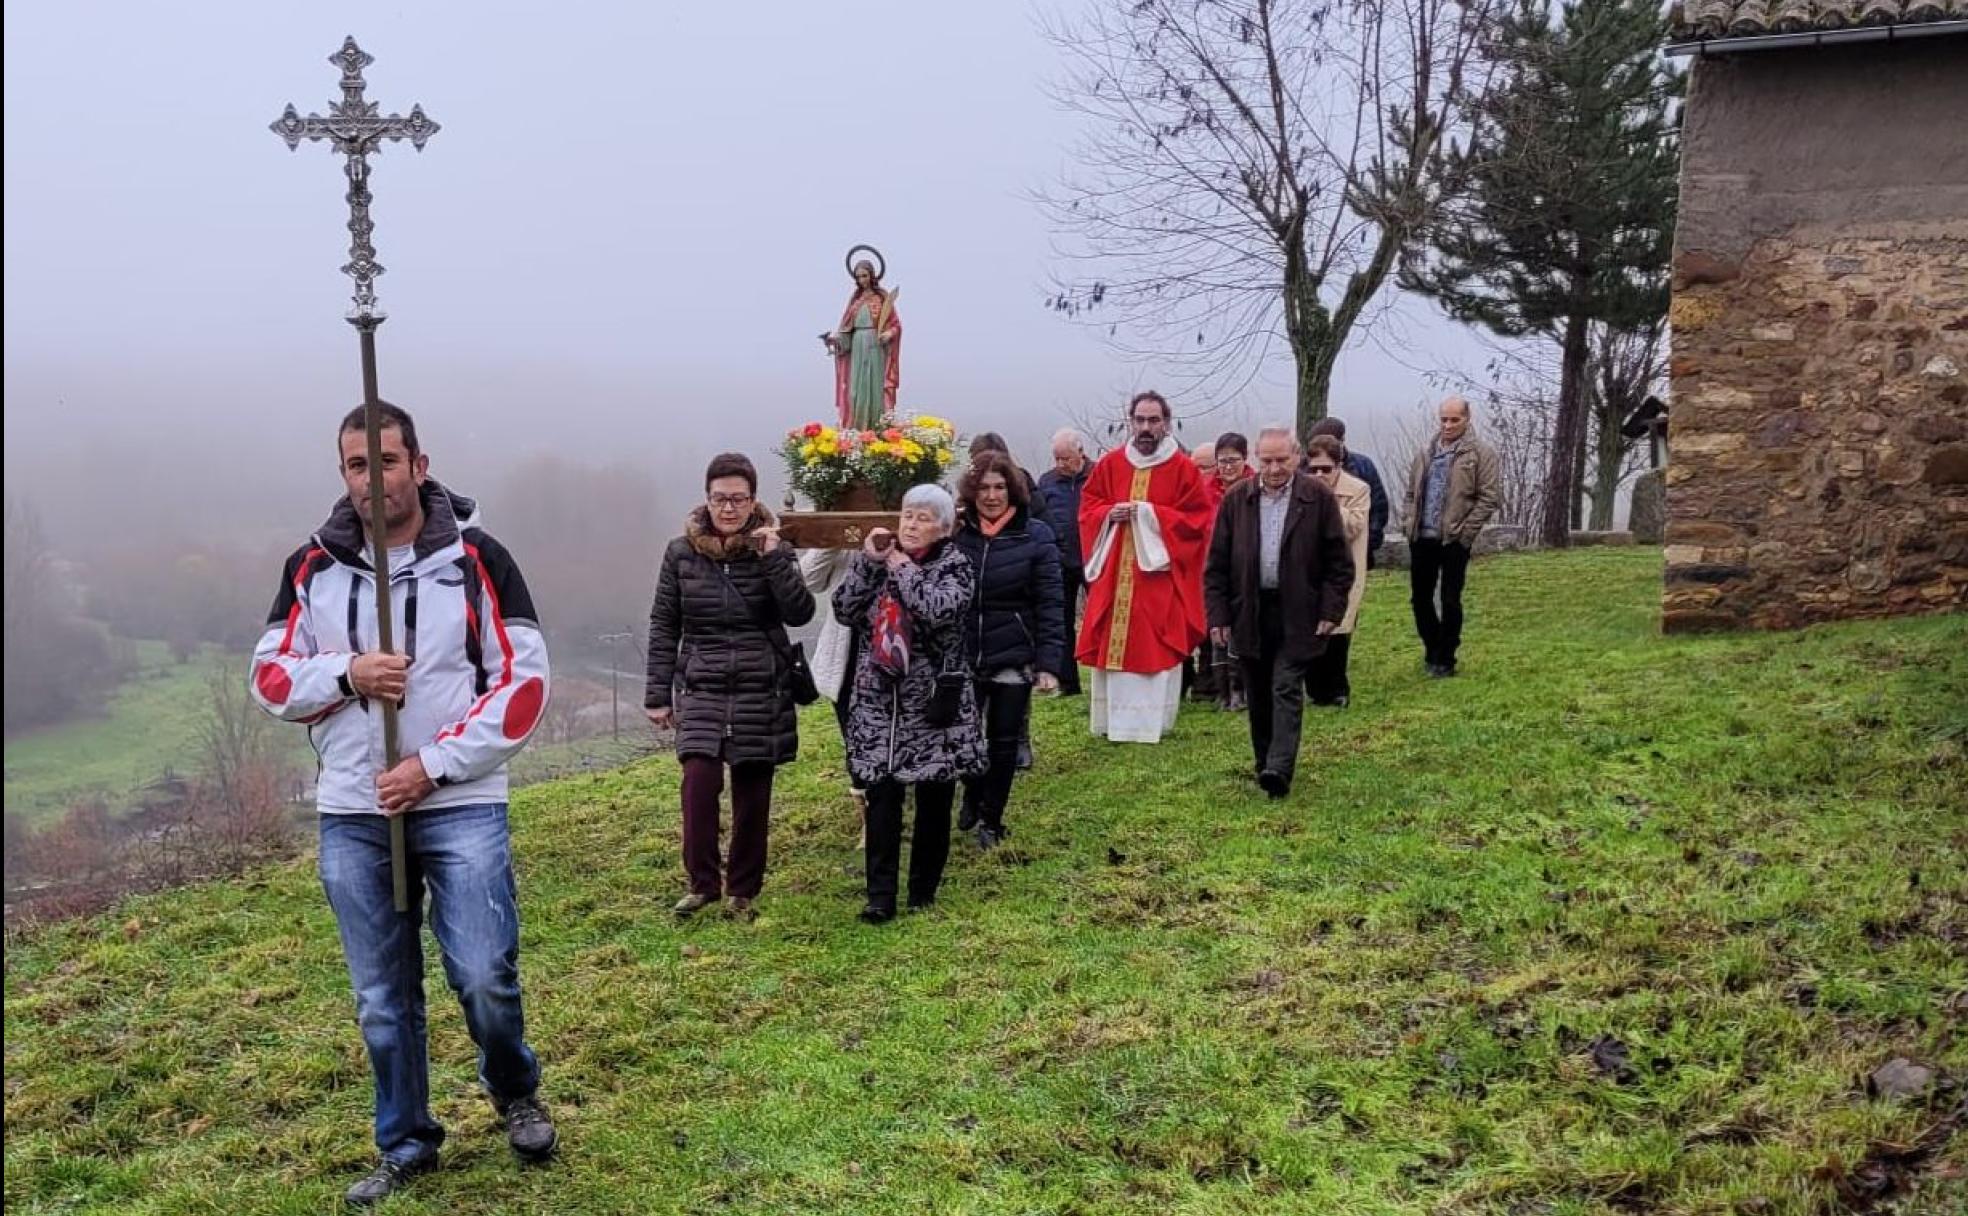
1306;632;1353;705
864;779;954;912
1410;538;1472;667
962;680;1032;831
1058;567;1084;694
1241;591;1312;787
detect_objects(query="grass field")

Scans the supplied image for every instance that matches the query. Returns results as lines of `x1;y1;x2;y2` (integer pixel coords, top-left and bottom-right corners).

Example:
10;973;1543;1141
4;550;1965;1214
2;643;654;830
1;643;312;828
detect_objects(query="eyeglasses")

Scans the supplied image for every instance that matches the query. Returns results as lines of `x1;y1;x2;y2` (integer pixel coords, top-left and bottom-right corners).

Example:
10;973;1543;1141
1214;456;1245;467
709;493;753;509
1305;464;1338;475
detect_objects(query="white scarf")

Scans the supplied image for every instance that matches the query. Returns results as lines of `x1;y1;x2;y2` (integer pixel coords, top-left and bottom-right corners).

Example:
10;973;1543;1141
1085;437;1178;582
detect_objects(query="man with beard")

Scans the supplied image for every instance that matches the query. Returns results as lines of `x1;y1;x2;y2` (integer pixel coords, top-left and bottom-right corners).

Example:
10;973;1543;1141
1076;391;1215;743
249;403;556;1205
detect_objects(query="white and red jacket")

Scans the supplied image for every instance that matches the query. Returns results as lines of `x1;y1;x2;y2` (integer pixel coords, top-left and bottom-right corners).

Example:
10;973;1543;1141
250;482;550;815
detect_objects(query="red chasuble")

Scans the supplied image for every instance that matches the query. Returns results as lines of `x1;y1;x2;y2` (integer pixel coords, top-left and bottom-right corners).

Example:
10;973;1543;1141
1075;442;1214;673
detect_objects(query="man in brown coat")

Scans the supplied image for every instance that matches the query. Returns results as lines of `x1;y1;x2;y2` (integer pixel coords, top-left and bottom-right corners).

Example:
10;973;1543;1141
1204;427;1354;799
1402;396;1502;677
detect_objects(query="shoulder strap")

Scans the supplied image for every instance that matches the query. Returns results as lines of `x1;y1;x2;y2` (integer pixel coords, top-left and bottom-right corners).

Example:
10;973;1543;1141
711;560;799;665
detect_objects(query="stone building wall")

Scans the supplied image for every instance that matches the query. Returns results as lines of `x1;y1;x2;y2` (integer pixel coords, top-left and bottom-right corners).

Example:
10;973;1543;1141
1665;39;1968;632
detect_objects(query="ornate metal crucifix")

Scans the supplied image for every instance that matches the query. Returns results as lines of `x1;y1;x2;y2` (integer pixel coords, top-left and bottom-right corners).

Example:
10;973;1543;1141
272;37;440;912
272;37;439;319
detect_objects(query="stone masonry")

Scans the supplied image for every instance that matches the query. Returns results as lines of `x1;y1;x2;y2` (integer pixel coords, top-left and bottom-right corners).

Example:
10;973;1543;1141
1664;39;1968;632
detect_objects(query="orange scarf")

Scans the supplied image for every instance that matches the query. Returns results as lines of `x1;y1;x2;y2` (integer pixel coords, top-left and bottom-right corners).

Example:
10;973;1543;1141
978;510;1016;538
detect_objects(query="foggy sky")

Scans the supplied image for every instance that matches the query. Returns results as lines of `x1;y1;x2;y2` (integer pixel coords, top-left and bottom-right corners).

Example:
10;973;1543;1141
3;0;1490;552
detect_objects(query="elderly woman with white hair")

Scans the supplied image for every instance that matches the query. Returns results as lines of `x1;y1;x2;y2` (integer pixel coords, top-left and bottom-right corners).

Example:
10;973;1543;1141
832;484;987;923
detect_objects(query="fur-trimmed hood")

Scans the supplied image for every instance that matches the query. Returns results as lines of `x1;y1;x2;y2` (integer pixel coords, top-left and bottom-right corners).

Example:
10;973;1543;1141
685;502;780;561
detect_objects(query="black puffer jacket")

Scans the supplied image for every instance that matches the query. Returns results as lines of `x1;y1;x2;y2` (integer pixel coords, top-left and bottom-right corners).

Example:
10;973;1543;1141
645;505;815;765
953;509;1067;677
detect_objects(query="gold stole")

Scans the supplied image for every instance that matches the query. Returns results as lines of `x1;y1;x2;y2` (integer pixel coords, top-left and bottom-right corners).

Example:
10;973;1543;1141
1103;465;1155;671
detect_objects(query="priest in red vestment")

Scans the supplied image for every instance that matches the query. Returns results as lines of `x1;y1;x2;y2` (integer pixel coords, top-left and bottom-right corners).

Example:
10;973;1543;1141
1076;391;1215;742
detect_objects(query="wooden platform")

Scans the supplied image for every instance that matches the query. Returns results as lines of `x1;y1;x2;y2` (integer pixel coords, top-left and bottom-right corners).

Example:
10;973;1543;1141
778;511;893;551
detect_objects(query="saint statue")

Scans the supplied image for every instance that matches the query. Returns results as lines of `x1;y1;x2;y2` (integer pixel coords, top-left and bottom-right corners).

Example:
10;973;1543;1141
821;245;901;429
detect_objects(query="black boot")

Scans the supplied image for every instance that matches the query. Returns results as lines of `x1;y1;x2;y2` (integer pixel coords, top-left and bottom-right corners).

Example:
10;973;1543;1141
345;1155;438;1207
496;1094;558;1161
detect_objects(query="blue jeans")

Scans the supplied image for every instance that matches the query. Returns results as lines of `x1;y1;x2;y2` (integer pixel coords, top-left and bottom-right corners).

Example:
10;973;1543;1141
318;803;541;1165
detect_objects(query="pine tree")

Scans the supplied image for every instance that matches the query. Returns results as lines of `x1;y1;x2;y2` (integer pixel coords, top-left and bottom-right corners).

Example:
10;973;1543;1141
1401;0;1678;547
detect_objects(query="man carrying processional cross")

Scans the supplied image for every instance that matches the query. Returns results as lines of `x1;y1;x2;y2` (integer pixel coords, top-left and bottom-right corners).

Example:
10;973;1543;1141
1076;391;1215;744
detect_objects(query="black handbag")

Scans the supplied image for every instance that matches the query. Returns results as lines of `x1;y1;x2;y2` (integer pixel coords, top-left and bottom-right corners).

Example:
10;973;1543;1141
775;637;822;707
924;672;965;729
715;563;821;706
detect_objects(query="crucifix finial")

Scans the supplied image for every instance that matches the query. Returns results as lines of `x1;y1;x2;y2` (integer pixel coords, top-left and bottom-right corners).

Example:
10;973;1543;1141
271;37;440;322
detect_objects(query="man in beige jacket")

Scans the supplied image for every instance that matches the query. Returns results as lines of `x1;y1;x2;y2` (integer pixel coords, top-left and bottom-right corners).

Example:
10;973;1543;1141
1402;396;1501;677
1303;435;1370;706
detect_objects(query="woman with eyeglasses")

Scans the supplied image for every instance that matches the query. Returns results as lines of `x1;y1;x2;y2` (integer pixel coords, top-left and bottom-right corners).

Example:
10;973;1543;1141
646;453;815;922
1302;435;1371;707
1199;432;1254;710
833;484;986;923
1209;433;1252;502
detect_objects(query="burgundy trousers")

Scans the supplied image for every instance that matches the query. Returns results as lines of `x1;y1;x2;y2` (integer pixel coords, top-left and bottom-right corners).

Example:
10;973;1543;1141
679;757;774;899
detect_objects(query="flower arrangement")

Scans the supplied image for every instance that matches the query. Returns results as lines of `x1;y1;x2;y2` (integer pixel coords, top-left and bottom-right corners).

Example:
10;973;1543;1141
781;414;960;509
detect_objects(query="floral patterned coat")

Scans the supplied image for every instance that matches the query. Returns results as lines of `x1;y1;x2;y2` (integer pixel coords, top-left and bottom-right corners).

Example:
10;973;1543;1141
832;540;987;787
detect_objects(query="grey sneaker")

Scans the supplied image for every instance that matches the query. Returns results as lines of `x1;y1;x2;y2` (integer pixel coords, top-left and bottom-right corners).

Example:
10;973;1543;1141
345;1154;437;1206
724;896;757;923
497;1094;558;1161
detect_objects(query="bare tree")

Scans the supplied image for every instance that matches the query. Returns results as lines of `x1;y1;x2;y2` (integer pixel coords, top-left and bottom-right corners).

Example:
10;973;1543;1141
1583;319;1665;530
1379;402;1439;532
1483;383;1554;532
1039;0;1495;434
195;670;295;869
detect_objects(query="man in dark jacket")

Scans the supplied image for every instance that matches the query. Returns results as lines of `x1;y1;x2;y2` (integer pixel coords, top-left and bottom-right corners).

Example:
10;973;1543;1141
1034;427;1091;695
1306;416;1389;565
1204;427;1354;800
